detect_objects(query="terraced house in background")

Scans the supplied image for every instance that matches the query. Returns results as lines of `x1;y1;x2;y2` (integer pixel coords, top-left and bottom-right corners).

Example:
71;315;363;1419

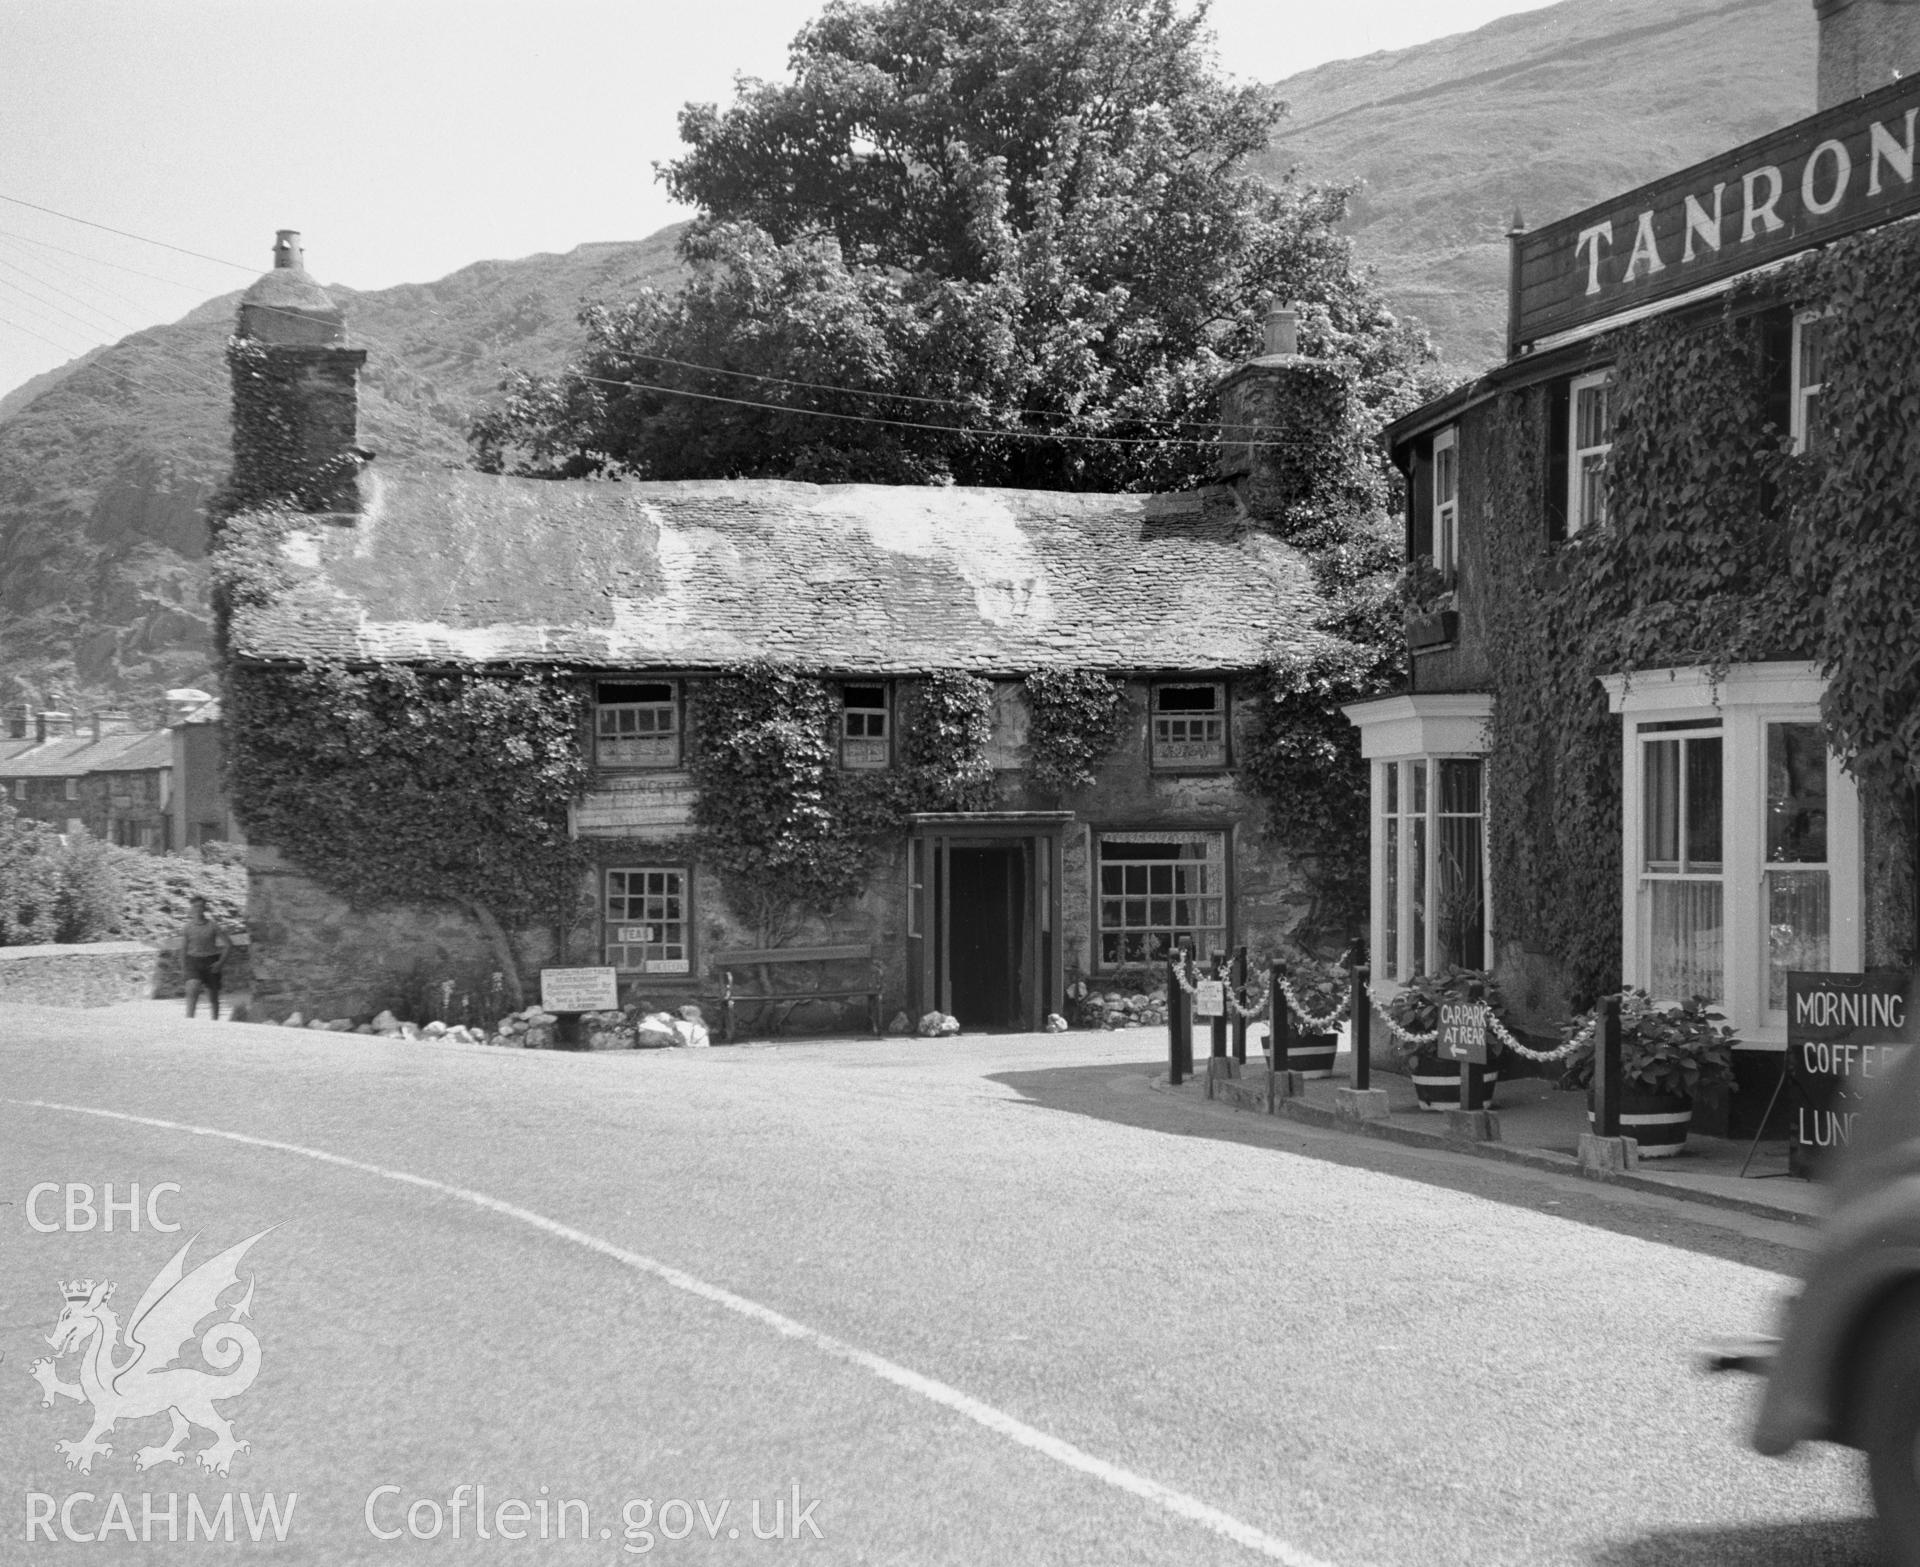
220;240;1375;1029
1348;0;1920;1135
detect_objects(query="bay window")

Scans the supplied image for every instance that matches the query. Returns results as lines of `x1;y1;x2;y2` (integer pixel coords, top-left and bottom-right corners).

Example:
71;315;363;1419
1606;664;1860;1045
1343;694;1494;988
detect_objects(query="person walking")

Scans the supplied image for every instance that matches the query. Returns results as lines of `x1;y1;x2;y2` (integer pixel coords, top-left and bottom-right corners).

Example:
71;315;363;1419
181;895;233;1020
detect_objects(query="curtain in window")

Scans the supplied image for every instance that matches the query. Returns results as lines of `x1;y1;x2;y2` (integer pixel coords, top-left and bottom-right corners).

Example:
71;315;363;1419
1646;880;1723;1002
1436;760;1485;970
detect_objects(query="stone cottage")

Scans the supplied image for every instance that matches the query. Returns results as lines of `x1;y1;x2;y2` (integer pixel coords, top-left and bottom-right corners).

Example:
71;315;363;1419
222;235;1369;1030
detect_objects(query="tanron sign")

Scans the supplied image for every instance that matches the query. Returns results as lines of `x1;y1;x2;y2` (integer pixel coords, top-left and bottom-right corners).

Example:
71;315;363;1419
1511;72;1920;350
1784;972;1909;1156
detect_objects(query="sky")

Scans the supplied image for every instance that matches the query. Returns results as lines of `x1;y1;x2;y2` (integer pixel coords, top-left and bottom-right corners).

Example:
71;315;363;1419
0;0;1559;401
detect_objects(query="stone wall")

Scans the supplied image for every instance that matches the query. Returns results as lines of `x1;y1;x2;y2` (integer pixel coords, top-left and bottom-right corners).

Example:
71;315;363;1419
0;942;158;1007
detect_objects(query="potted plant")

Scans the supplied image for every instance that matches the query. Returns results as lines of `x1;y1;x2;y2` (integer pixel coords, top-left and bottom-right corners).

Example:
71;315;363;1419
1381;965;1504;1110
1399;556;1458;651
1272;957;1348;1077
1560;989;1737;1157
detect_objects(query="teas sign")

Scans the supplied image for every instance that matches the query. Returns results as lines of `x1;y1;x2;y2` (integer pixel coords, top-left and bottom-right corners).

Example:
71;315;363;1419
1439;1002;1488;1065
1786;972;1910;1155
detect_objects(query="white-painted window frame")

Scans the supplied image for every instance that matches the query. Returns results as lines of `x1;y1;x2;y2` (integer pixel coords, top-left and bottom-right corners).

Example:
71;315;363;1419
1605;664;1861;1049
1790;310;1829;455
1568;369;1614;537
1432;426;1460;578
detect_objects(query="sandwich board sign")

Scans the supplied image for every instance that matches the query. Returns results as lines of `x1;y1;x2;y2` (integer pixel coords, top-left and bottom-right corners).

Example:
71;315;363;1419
1785;972;1910;1157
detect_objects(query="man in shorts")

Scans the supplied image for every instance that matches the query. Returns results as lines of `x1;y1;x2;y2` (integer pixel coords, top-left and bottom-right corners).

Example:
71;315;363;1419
181;895;233;1020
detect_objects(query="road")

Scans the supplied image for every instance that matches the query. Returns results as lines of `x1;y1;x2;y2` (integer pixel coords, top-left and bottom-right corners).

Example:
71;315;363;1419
0;1000;1880;1566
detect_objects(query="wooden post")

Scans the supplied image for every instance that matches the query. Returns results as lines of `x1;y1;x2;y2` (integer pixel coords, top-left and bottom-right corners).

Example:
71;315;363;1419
1595;994;1624;1139
1267;961;1282;1110
1273;965;1292;1075
1177;948;1195;1079
1351;959;1370;1091
1209;950;1228;1059
1459;978;1483;1112
1167;956;1184;1087
1230;945;1248;1064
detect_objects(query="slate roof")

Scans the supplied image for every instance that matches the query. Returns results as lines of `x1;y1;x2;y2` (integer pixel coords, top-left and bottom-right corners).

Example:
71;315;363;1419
0;731;172;778
229;467;1329;675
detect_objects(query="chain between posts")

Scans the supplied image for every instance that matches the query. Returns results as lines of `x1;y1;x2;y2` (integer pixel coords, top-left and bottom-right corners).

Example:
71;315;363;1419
1361;981;1593;1060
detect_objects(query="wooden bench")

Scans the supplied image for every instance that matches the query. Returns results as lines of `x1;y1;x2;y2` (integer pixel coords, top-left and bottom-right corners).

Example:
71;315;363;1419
708;944;885;1042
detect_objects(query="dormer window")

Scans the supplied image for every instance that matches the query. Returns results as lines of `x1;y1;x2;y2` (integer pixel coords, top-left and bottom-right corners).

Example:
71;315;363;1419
840;684;891;769
1432;427;1459;579
1568;371;1613;536
595;681;680;769
1151;683;1227;770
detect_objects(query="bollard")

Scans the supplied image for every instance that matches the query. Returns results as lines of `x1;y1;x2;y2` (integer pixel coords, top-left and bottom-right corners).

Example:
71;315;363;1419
1351;958;1370;1092
1459;978;1484;1112
1596;993;1623;1139
1230;945;1248;1064
1208;951;1228;1059
1166;956;1184;1087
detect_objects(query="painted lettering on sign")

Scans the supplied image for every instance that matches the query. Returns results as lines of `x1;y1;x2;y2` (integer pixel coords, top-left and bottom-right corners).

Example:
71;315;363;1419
1439;1002;1488;1065
539;967;620;1013
1785;971;1911;1159
1513;77;1920;348
1193;979;1225;1019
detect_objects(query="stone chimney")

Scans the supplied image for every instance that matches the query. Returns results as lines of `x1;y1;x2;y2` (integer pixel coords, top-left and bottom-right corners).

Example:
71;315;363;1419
164;688;216;727
1816;0;1920;107
1214;302;1359;526
88;710;135;740
230;230;369;515
4;703;26;740
35;711;75;743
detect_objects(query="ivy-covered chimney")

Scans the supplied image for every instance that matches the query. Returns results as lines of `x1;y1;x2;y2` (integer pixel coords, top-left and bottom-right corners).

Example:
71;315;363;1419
227;231;369;516
1214;303;1359;527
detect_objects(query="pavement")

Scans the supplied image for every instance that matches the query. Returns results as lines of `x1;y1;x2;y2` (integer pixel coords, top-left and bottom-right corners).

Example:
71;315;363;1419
1152;1042;1830;1228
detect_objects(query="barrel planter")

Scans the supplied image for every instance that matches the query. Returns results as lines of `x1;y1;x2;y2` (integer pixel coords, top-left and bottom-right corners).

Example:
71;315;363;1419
1587;1088;1693;1158
1284;1032;1339;1078
1410;1051;1499;1111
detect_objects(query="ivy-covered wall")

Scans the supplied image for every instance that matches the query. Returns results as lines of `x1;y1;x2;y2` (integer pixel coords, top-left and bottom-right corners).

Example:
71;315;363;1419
1418;214;1920;1028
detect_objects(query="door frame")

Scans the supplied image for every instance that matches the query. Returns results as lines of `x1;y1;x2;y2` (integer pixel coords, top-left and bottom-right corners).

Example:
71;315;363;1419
908;811;1069;1031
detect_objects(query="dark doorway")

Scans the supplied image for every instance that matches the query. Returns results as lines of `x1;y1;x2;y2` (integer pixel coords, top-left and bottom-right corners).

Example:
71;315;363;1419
947;846;1027;1030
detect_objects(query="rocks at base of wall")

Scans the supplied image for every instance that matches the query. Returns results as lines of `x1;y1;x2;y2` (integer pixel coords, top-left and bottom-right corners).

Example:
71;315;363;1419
1075;990;1169;1030
917;1011;962;1037
0;943;159;1008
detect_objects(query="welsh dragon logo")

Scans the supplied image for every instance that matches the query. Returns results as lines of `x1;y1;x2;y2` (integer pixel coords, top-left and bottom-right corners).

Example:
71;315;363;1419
29;1230;271;1476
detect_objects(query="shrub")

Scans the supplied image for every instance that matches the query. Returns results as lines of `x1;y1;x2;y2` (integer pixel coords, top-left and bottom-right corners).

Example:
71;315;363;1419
1560;989;1737;1100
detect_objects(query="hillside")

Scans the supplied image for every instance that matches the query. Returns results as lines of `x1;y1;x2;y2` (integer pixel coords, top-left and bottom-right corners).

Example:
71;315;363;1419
0;0;1822;716
1261;0;1814;365
0;229;685;715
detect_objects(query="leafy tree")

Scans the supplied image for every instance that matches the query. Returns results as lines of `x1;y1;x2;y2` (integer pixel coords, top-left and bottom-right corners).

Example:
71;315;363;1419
473;0;1441;490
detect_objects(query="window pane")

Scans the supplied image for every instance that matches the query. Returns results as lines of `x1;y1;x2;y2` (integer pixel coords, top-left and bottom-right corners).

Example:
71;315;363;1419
1686;736;1722;869
1093;833;1226;968
1384;815;1400;981
1798;318;1827;389
1383;762;1398;815
1576;382;1611;447
1434;442;1457;504
1767;723;1827;863
1437;758;1481;814
1767;869;1831;1010
1647;879;1723;1002
1645;740;1679;868
1410;815;1427;978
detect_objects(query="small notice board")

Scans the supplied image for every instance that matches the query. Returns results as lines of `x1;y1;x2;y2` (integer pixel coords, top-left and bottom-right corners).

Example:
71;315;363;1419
1439;1002;1488;1065
540;967;619;1014
1193;979;1225;1019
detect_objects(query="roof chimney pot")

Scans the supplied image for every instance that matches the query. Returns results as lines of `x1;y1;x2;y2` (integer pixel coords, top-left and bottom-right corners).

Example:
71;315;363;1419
274;229;303;270
1263;304;1299;358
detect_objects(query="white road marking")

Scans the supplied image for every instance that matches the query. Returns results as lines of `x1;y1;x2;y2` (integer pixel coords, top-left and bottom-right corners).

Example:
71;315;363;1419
10;1098;1341;1567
